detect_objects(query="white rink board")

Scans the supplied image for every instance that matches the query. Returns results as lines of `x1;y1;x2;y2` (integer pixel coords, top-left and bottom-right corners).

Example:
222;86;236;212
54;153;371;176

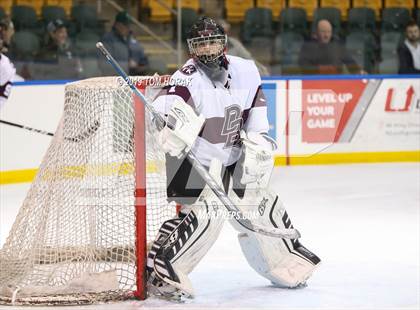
1;77;419;173
285;78;420;156
0;83;64;171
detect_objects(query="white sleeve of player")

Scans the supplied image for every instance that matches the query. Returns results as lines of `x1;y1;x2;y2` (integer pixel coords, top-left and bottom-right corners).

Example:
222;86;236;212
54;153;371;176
0;84;11;110
152;92;172;115
243;86;269;134
239;85;273;186
0;54;15;110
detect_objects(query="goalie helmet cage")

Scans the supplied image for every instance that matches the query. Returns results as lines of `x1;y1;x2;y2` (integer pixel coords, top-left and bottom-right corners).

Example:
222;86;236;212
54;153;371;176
0;76;176;305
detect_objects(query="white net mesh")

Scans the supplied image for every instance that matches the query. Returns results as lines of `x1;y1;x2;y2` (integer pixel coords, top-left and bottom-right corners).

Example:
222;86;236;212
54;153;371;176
0;76;175;305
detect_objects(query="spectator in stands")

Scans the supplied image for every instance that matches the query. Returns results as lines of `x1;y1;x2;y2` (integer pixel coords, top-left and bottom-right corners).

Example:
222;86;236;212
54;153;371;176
99;11;149;76
218;19;269;76
37;19;82;79
0;18;14;55
298;19;365;75
398;21;420;74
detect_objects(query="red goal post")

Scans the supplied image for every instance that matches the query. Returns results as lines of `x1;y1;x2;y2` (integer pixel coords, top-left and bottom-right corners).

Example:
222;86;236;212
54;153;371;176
134;74;172;299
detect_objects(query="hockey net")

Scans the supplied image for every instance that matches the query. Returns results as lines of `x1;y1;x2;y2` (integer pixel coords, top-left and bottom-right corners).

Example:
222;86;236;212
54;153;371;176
0;76;176;305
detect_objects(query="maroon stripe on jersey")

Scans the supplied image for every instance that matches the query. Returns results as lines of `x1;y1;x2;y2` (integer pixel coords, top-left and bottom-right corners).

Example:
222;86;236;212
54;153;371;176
241;85;266;127
199;117;243;146
199;117;227;144
154;85;196;111
251;85;267;108
241;108;250;126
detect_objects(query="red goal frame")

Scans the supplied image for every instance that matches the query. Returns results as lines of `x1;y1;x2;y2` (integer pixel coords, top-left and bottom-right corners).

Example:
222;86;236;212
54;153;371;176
133;76;171;299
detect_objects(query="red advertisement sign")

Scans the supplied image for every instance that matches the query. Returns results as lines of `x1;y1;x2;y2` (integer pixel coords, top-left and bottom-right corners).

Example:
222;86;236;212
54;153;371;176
385;85;416;112
302;80;367;143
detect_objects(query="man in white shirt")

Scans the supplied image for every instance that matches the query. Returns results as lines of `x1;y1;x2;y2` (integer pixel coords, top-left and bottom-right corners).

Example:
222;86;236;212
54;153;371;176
398;20;420;74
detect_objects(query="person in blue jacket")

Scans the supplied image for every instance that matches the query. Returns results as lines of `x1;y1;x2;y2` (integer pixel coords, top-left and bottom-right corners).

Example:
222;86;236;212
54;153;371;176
100;11;149;76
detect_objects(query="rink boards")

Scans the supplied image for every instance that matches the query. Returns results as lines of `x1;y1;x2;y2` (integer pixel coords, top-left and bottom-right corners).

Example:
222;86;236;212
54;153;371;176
1;75;419;184
263;75;419;164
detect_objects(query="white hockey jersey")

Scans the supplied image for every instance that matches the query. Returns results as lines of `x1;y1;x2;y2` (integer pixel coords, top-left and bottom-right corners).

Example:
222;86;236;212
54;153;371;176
0;53;15;109
153;55;269;167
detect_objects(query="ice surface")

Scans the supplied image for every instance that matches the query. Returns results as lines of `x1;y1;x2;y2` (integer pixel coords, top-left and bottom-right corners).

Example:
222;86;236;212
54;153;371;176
1;163;419;309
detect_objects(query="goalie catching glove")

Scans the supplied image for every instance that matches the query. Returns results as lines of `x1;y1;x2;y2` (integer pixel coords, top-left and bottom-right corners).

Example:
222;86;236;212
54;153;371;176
158;100;205;158
240;131;277;187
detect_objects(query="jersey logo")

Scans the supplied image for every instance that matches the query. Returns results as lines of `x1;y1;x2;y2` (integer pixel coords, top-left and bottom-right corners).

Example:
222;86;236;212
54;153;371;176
180;64;197;75
221;105;242;148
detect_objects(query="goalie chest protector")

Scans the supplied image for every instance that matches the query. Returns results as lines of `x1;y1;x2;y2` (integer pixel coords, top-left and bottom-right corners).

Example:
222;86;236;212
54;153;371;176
153;55;269;167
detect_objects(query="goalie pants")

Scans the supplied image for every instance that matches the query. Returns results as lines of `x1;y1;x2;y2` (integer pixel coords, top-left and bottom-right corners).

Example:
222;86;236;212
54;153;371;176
165;153;245;205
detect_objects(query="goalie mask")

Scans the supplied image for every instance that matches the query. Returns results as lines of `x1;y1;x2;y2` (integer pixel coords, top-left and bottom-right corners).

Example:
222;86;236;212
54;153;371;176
187;17;228;71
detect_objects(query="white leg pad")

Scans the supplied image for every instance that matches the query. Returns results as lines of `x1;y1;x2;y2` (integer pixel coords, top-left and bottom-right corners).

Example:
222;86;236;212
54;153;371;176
147;159;225;298
171;159;225;276
230;188;321;288
238;232;319;287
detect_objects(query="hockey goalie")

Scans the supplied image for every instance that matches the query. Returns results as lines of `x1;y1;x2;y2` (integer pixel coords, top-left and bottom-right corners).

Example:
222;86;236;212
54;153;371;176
147;17;321;300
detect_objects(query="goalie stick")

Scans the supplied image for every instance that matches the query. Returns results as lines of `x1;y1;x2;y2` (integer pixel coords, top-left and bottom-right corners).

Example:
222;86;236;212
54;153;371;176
0;119;100;142
96;42;299;240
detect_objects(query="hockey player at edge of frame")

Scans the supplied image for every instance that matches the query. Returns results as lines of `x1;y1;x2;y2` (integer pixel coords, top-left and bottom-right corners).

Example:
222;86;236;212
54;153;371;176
147;16;321;300
1;19;15;110
0;53;15;110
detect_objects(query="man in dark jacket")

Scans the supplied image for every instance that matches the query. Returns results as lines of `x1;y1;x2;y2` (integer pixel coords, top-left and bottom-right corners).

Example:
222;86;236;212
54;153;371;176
37;19;82;79
398;21;420;74
100;11;149;76
298;19;365;75
0;18;13;55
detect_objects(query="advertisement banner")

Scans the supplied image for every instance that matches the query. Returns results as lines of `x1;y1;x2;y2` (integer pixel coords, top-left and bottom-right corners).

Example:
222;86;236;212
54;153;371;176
294;78;420;156
301;80;369;143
